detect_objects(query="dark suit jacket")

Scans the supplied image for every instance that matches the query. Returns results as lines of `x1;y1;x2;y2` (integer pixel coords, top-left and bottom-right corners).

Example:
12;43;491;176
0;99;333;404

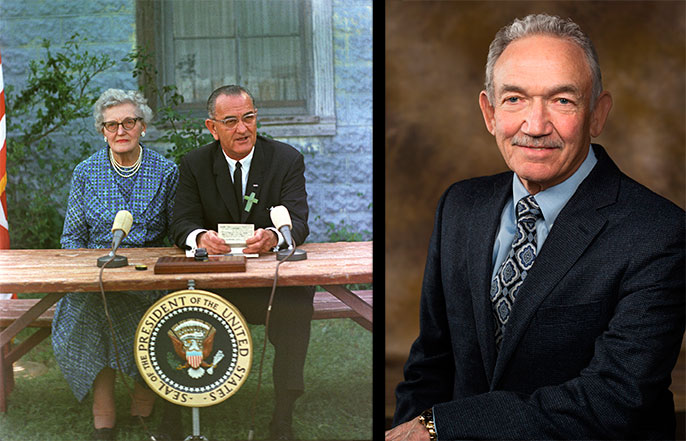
394;145;685;439
170;136;309;248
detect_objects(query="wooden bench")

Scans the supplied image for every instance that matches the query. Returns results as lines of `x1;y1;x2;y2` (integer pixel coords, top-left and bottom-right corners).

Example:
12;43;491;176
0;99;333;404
0;290;372;411
0;290;373;328
313;289;373;328
0;299;55;329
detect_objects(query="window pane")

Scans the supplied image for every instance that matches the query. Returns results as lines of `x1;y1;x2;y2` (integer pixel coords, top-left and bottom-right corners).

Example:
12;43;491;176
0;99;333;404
240;36;304;104
175;39;238;103
168;0;305;109
172;0;235;37
237;0;300;36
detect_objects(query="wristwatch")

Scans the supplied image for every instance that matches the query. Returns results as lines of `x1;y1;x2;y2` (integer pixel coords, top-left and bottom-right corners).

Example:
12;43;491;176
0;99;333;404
418;408;437;441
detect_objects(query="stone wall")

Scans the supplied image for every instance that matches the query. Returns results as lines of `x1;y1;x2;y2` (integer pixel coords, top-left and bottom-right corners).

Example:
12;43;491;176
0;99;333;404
0;1;136;93
292;0;373;241
0;0;373;243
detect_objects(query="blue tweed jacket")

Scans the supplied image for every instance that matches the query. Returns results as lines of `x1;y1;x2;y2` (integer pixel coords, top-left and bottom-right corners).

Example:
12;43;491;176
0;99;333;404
61;145;179;248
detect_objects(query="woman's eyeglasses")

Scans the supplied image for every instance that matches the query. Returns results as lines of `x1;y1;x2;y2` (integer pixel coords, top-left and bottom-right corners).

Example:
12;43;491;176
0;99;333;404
102;117;143;133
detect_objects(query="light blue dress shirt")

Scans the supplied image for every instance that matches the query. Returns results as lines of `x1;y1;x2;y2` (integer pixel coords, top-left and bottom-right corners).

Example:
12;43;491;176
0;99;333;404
491;146;598;280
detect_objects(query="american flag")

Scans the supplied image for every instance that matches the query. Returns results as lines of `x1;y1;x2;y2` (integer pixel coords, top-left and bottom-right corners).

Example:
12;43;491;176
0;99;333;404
186;350;203;369
0;50;14;300
0;49;7;248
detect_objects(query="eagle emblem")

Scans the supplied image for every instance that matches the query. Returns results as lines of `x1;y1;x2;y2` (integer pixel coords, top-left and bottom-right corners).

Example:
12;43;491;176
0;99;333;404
167;319;224;379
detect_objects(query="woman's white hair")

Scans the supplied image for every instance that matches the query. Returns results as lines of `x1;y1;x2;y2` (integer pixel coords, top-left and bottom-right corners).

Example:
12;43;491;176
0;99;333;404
93;88;153;133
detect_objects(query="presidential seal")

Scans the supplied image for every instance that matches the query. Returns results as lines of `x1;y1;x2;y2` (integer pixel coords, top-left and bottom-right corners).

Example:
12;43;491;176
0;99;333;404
134;289;252;407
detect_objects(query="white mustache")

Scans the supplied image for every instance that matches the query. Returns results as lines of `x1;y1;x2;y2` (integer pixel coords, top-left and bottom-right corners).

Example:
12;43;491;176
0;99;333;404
511;135;563;149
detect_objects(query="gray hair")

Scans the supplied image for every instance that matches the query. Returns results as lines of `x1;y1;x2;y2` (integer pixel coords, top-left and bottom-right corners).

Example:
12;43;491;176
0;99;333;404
485;14;602;109
93;89;153;133
206;85;256;118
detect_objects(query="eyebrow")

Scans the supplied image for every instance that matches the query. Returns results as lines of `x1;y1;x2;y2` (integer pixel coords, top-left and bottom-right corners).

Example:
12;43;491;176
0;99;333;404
103;116;138;123
499;84;582;98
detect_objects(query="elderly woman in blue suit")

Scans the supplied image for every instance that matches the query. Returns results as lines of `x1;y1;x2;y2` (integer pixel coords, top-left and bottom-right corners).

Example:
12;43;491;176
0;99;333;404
52;89;178;440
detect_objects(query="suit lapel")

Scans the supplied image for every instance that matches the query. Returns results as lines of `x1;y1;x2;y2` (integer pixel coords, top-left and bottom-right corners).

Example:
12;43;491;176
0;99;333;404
212;142;241;222
467;173;512;386
242;141;266;223
492;145;619;387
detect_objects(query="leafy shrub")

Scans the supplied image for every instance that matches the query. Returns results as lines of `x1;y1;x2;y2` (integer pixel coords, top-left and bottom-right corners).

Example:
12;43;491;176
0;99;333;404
5;35;114;248
123;47;213;165
6;39;214;249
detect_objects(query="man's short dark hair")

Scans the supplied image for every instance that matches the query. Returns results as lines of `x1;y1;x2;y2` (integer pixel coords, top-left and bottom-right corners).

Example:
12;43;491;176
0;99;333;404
206;85;257;118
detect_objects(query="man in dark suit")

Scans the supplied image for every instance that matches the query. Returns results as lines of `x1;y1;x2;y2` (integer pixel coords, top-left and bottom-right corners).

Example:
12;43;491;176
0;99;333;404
387;14;685;440
169;85;313;440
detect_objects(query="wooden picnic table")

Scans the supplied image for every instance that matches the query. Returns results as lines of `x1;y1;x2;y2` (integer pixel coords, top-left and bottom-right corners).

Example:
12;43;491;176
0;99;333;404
0;241;372;412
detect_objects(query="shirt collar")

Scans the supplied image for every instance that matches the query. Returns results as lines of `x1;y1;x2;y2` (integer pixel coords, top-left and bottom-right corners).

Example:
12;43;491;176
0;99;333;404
222;145;255;174
512;145;597;229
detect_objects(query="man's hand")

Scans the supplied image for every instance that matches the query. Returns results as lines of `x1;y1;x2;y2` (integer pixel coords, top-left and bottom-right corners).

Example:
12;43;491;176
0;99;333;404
385;417;431;441
243;228;278;254
197;230;232;255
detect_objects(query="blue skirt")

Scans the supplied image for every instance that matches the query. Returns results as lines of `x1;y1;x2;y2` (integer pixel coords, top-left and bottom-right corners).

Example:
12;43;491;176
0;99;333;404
52;291;162;401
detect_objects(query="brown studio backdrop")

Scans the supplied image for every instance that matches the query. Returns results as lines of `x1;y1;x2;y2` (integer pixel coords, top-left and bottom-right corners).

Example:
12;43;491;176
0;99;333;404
385;0;686;420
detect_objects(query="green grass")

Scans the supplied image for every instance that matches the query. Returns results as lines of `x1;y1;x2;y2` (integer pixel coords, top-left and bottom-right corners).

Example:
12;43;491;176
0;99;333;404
0;320;372;440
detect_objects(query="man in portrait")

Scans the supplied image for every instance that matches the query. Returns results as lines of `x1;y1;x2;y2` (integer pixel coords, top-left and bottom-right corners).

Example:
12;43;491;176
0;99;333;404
387;13;685;440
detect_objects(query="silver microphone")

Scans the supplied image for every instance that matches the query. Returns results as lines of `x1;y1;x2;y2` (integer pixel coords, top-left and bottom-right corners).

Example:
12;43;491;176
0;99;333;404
269;206;307;261
97;210;133;268
269;205;294;249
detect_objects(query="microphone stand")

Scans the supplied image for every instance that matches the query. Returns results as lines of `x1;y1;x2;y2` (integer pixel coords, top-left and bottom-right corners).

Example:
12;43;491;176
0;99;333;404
97;251;129;268
274;223;307;261
276;244;307;261
97;240;129;268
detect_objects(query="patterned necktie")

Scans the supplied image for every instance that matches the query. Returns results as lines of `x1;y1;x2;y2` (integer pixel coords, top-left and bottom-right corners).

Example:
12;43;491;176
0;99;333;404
490;194;542;350
233;161;243;209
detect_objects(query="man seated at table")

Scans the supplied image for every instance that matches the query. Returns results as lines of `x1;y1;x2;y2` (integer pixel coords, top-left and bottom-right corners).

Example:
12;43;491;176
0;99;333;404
168;85;313;440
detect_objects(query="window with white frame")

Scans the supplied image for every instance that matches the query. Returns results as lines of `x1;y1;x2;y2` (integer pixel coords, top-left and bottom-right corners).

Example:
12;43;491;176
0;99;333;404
137;0;335;136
